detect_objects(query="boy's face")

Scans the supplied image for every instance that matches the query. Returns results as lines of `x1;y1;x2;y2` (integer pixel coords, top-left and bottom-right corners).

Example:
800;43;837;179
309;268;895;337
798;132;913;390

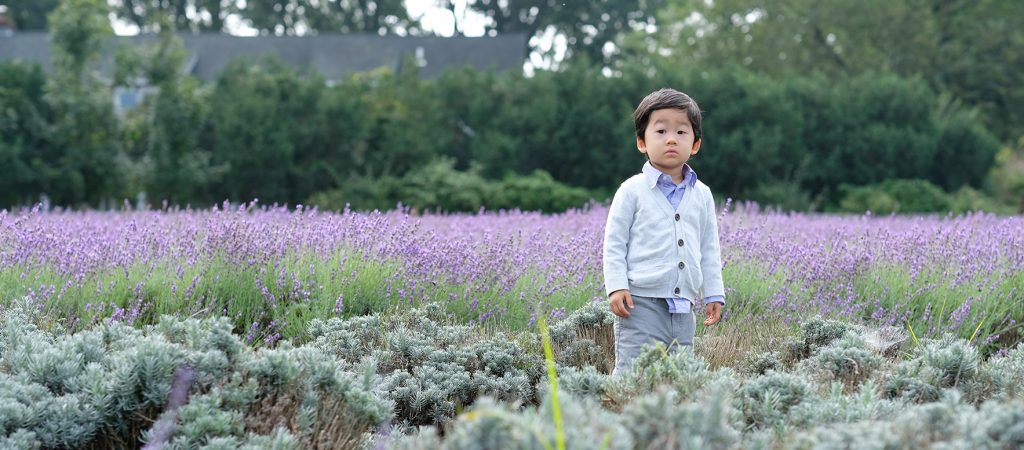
637;108;701;177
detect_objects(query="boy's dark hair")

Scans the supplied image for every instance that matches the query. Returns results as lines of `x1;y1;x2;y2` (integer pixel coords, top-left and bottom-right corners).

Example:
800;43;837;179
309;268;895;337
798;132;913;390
633;88;702;143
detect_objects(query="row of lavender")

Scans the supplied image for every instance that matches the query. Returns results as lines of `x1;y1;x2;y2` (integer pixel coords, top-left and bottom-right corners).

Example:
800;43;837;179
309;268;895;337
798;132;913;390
1;201;1021;352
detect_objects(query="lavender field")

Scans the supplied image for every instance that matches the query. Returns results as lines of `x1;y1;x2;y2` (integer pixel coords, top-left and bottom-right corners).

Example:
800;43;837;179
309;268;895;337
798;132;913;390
1;201;1021;352
3;202;1024;449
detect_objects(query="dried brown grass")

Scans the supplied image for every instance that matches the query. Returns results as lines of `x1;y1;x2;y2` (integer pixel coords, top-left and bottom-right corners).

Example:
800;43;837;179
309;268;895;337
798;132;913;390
244;384;368;450
695;312;797;370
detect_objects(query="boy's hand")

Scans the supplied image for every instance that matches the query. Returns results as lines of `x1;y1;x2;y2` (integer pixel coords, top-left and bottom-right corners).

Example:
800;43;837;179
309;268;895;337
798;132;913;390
704;302;722;326
609;290;634;318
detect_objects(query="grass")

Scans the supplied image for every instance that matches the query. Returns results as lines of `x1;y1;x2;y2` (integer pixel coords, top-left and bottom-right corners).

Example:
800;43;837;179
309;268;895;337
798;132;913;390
853;263;1024;354
0;248;601;341
719;260;792;319
537;314;566;450
713;258;1024;356
2;241;1021;355
696;311;799;370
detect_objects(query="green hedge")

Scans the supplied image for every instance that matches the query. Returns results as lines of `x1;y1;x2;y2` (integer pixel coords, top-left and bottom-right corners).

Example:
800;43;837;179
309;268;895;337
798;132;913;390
0;50;1005;211
306;158;593;213
837;179;1014;214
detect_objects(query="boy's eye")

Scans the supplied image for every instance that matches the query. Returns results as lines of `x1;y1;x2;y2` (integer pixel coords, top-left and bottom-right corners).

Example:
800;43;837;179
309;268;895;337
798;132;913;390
678;130;686;134
656;130;666;134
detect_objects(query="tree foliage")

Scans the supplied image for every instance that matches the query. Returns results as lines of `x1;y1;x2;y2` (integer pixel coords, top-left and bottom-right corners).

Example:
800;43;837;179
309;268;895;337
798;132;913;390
116;15;224;205
0;55;1006;211
41;0;124;207
0;0;61;30
0;0;1013;212
458;0;665;66
0;63;50;207
643;0;1024;141
239;0;417;35
110;0;235;33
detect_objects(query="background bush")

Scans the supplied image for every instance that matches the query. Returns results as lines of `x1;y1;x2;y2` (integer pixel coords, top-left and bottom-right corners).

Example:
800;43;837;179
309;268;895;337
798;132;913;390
838;179;951;214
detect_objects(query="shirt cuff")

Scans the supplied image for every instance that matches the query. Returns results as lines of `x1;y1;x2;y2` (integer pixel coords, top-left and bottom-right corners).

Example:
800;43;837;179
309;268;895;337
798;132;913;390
703;295;725;306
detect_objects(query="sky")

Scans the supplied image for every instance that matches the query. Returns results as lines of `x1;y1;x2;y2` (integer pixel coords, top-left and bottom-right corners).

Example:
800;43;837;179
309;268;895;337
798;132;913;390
405;0;488;37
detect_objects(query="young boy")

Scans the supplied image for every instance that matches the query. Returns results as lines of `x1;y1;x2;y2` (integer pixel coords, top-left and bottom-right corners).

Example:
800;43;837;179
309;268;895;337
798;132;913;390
603;88;725;375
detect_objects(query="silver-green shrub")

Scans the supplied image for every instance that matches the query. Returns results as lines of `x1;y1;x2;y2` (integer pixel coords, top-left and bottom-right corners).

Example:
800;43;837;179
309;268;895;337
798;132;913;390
742;351;781;376
152;316;243;385
0;430;38;450
789;390;1024;449
622;379;742;450
307;315;387;363
740;370;813;430
554;365;608;400
604;343;717;407
376;426;443;450
787;380;901;429
375;344;535;426
164;391;246;447
963;398;1024;448
309;306;543;427
884;334;983;403
549;301;615;373
548;300;614;343
0;374;49;436
978;343;1024;400
782;316;851;365
796;333;883;390
236;427;303;450
34;394;101;449
0;310;389;450
166;426;301;450
920;335;980;387
439;393;633;450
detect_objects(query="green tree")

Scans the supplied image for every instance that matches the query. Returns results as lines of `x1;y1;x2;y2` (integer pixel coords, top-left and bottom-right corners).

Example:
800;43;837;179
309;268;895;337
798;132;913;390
207;57;328;203
986;139;1024;212
240;0;418;35
525;61;635;188
462;0;666;66
644;0;1024;141
116;16;224;206
433;61;639;190
0;0;61;30
43;0;125;207
0;62;51;207
110;0;235;33
291;75;371;203
352;65;450;179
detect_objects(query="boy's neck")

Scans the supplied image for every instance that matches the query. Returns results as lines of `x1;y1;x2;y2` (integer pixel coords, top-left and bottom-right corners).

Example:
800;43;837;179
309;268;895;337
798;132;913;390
651;162;687;185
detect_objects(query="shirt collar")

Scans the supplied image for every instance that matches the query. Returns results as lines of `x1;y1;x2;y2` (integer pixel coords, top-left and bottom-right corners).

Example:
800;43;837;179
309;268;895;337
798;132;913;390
642;161;697;189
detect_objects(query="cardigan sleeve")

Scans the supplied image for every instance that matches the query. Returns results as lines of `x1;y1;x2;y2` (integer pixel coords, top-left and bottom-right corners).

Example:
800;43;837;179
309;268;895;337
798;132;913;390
699;191;726;299
603;184;634;296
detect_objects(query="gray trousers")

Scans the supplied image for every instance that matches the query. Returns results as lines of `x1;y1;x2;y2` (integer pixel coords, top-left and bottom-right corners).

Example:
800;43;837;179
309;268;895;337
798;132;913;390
612;295;696;375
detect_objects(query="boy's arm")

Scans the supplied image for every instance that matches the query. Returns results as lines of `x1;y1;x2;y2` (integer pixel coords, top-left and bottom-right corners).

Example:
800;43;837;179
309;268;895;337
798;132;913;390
700;192;726;301
603;187;633;297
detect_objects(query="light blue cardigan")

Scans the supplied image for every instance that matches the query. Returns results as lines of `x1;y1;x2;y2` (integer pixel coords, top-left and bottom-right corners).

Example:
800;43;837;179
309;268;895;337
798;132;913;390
603;168;726;304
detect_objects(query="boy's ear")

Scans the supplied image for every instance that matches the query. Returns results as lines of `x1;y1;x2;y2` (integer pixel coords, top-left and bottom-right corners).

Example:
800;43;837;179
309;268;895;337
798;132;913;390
690;138;702;156
636;136;647;155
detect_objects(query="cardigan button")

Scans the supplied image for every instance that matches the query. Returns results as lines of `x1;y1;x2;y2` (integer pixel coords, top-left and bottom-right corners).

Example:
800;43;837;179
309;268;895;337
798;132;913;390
675;213;680;221
678;262;685;269
674;287;681;295
677;239;684;247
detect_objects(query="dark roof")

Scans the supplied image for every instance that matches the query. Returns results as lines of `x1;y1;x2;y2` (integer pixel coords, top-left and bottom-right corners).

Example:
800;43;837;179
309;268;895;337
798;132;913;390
0;32;526;81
